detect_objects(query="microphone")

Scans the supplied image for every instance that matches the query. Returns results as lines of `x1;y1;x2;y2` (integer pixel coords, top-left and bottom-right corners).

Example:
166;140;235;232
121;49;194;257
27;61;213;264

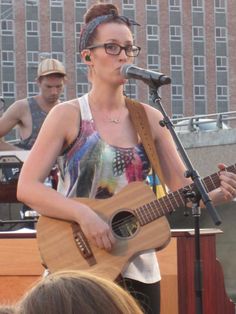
120;64;171;88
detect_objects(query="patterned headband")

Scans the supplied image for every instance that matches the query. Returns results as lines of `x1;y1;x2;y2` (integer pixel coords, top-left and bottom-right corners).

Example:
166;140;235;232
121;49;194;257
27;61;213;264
79;11;140;52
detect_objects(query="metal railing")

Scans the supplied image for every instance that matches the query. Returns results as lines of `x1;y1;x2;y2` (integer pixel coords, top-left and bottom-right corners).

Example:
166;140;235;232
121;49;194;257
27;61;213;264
171;111;236;132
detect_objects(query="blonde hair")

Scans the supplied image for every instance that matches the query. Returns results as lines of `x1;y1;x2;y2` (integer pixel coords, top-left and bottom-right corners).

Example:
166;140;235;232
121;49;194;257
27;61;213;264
16;270;143;314
0;305;15;314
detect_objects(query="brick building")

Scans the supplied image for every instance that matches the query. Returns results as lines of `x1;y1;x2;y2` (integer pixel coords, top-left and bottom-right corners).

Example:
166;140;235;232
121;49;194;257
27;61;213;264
0;0;236;138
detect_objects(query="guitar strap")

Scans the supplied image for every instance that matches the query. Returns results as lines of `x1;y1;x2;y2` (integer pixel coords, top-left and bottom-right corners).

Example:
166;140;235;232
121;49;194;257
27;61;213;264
125;97;167;194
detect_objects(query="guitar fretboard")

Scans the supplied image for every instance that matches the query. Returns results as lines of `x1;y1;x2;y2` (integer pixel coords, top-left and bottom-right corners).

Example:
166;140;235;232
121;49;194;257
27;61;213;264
134;164;236;226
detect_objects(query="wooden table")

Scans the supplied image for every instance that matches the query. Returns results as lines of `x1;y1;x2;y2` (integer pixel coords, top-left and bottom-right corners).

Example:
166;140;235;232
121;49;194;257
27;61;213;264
0;231;44;303
0;229;235;314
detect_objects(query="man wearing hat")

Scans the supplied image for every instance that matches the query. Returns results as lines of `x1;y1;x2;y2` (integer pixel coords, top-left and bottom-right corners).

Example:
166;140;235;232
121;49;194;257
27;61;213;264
0;59;66;226
0;58;66;151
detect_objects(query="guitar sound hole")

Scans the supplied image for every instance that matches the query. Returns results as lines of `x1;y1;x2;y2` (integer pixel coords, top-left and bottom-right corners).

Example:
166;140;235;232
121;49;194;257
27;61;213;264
111;210;138;239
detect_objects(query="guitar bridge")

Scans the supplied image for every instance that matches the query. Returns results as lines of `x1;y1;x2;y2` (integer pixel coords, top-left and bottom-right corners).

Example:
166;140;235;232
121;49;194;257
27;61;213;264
71;223;96;266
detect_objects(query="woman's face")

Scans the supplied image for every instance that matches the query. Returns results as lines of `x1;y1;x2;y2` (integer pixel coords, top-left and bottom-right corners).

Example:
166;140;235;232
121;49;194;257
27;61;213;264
88;22;135;85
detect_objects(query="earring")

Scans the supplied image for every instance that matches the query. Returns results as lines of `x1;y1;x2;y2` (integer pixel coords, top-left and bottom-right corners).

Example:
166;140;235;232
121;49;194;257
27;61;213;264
85;55;91;61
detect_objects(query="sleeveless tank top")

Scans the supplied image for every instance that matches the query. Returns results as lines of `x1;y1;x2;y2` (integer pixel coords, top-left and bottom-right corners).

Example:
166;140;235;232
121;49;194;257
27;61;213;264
57;94;161;283
16;97;47;150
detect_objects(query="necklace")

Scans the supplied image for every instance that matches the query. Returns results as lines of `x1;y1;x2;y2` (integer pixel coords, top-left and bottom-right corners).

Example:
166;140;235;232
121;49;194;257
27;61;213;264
108;115;122;124
106;105;125;124
89;96;126;124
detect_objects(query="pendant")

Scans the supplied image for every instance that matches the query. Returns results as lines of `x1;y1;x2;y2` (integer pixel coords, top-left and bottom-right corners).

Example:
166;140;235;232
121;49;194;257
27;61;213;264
109;118;120;124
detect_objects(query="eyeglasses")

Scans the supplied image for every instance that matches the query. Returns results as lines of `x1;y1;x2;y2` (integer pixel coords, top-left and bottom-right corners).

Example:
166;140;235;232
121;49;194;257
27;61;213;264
86;43;141;57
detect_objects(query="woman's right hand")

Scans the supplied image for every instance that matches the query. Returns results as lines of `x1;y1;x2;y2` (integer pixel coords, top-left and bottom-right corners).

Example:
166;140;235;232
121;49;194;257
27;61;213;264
78;207;116;252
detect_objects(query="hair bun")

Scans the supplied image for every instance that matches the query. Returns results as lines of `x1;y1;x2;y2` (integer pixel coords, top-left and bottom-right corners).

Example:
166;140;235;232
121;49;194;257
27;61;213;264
84;4;119;24
109;9;118;17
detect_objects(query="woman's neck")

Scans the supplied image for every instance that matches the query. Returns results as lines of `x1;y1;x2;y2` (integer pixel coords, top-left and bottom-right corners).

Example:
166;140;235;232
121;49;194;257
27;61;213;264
88;85;125;110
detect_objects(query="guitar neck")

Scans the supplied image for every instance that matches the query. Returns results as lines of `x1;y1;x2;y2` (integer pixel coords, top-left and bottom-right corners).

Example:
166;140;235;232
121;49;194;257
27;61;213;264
134;164;236;226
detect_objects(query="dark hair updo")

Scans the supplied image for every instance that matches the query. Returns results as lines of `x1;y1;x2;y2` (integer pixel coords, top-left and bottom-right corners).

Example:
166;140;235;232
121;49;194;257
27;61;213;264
84;3;119;24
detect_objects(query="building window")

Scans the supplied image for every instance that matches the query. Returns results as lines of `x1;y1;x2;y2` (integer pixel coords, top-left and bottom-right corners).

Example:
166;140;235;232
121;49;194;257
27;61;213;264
124;83;137;99
27;82;39;96
51;52;64;63
192;0;203;12
171;55;182;70
147;55;159;70
77;64;88;79
217;85;228;97
217;85;228;112
146;0;158;10
193;56;205;71
25;0;38;4
26;21;38;36
217;86;228;112
3;82;15;97
51;21;63;37
194;86;206;114
217;100;228;112
2;0;13;4
215;27;227;42
75;0;87;8
27;51;39;65
172;100;183;116
169;0;181;11
147;25;159;40
172;85;183;100
76;53;82;66
194;85;205;100
50;0;63;6
170;26;182;41
2;51;14;66
75;22;83;38
1;20;14;35
216;56;227;71
215;0;226;13
77;83;89;97
122;0;135;10
192;26;204;41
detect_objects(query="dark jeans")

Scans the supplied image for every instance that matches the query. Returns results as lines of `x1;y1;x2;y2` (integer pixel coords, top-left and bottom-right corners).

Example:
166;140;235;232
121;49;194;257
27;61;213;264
118;277;160;314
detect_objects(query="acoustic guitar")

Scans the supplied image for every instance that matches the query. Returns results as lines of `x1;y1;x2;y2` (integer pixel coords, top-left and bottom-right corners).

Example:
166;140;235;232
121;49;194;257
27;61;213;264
37;164;236;280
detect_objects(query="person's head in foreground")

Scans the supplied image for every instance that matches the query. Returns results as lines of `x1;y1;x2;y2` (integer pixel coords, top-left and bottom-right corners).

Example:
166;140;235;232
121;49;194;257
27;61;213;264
16;270;143;314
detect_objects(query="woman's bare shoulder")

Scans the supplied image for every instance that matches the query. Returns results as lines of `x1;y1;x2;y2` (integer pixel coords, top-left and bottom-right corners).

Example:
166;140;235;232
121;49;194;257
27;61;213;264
50;98;81;116
40;99;81;144
140;102;170;140
140;102;164;127
141;102;163;118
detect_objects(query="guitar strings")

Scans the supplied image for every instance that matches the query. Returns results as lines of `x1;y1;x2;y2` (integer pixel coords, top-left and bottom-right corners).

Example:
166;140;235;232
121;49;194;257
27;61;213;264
110;164;236;234
111;198;166;233
111;216;136;232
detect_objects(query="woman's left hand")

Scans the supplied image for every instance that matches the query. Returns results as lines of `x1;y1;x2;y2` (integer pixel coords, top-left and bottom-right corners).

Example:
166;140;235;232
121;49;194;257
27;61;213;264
218;163;236;201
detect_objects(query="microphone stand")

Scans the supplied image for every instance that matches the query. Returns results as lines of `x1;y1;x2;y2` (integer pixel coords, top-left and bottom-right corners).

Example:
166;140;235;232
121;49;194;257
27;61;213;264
149;86;222;314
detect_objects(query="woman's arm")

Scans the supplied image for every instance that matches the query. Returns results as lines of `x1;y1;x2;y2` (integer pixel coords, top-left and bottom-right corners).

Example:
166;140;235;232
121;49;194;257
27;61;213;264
144;104;236;205
17;101;115;251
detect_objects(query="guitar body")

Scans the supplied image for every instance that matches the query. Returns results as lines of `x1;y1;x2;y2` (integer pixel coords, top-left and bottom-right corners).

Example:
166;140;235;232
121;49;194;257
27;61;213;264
37;182;171;280
37;163;236;279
